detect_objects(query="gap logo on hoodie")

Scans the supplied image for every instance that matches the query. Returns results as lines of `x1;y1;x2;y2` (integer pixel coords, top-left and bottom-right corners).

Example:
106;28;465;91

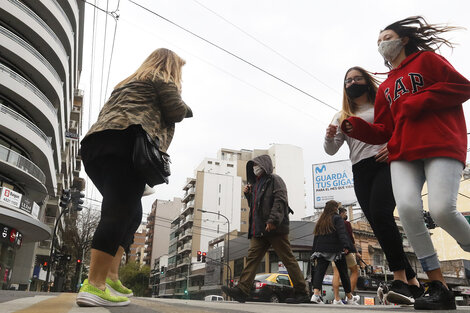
384;73;424;105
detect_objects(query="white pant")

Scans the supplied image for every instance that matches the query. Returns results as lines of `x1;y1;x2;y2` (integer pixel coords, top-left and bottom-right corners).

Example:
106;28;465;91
390;158;470;271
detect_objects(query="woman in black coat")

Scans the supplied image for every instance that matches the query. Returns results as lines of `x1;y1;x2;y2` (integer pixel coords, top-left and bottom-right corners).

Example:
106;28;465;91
310;200;357;305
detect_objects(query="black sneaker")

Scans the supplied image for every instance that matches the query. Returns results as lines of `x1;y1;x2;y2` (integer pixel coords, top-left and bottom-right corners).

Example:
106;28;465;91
285;293;310;304
386;280;414;305
410;284;425;299
414;280;456;310
221;285;248;303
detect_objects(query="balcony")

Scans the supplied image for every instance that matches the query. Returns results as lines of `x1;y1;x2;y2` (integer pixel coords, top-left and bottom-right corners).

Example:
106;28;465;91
181;188;195;203
0;25;63;106
176;257;191;267
180;229;193;241
181;215;194;227
0;104;56;196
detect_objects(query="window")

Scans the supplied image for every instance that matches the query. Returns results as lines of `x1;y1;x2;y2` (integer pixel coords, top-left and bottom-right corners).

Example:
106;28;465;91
234;258;245;277
215;162;220;165
277;275;291;286
227;164;234;167
208;161;212;164
219;184;221;193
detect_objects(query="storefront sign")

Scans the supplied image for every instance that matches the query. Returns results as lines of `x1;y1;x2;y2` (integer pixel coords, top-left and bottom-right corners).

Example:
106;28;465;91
0;223;23;247
364;297;375;305
312;160;357;208
0;187;22;208
19;197;33;215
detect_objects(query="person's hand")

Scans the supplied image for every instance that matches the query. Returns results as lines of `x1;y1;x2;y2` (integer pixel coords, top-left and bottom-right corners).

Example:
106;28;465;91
343;248;349;254
265;223;276;232
343;120;353;133
325;124;338;138
356;252;362;259
243;184;252;193
375;146;389;163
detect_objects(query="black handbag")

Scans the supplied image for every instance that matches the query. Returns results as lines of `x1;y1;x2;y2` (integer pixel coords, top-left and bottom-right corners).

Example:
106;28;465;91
132;126;171;187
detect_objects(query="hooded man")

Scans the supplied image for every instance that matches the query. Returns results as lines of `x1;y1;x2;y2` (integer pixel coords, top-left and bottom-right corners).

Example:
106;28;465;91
221;155;309;303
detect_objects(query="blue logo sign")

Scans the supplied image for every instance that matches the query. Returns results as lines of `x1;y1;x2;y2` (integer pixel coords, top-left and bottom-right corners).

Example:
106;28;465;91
315;165;326;174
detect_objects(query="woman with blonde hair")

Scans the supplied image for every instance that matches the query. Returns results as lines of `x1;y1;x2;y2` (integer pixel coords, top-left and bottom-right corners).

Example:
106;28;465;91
77;48;192;307
324;66;421;305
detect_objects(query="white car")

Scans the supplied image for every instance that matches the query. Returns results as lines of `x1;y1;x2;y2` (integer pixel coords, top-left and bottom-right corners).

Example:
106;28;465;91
204;295;224;302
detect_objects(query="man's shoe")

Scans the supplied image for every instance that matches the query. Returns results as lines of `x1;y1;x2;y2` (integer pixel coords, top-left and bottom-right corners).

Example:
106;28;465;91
221;285;248;303
106;278;133;297
332;299;345;305
414;281;456;310
285;293;310;304
410;283;425;299
310;294;324;304
76;279;130;307
386;280;414;305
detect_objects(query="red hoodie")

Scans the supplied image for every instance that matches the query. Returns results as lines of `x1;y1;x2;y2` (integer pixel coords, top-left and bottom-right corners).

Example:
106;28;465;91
341;51;470;165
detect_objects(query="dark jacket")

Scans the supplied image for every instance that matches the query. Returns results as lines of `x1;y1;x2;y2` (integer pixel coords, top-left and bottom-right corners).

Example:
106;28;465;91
312;214;355;253
245;155;290;239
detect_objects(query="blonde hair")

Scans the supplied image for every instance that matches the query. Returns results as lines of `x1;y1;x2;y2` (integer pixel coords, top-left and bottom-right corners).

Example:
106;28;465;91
339;67;380;124
115;48;186;90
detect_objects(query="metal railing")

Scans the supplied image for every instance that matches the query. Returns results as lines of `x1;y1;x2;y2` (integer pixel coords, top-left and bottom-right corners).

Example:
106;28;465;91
8;0;67;56
0;63;58;117
0;25;62;83
0;144;46;184
1;104;52;149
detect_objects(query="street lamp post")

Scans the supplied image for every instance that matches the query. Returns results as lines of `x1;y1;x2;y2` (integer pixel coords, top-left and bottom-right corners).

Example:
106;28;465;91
44;207;69;291
198;209;231;286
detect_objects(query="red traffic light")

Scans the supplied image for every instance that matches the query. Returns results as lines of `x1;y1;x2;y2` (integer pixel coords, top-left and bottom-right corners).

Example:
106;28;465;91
202;252;206;256
197;251;201;262
44;261;48;266
197;251;201;255
77;259;81;263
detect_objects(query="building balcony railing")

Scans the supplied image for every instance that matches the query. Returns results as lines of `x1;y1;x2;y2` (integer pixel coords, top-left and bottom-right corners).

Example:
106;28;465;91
0;144;46;184
8;0;67;57
1;104;52;149
0;63;58;117
50;0;74;33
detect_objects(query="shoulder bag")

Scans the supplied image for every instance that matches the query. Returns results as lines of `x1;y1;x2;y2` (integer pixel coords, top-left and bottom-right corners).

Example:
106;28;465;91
132;126;171;187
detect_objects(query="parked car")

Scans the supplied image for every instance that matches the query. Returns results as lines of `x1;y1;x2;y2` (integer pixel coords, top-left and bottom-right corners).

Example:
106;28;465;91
248;273;295;303
204;295;224;302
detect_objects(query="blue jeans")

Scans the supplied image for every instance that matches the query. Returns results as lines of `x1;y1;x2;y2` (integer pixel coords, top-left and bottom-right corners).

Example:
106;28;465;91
390;158;470;271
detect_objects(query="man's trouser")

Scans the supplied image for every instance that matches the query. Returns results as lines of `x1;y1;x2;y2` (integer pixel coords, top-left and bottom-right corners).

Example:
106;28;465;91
237;234;308;295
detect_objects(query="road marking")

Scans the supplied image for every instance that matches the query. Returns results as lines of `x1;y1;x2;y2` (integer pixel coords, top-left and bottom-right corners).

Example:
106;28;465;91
0;295;55;313
14;293;76;313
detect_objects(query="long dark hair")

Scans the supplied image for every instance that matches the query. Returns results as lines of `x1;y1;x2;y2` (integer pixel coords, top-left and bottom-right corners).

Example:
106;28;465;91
340;66;380;124
314;200;340;236
382;16;462;68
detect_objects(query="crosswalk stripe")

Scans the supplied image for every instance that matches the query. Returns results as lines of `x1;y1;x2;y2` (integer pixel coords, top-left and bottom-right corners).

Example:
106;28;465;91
14;293;76;313
0;295;55;313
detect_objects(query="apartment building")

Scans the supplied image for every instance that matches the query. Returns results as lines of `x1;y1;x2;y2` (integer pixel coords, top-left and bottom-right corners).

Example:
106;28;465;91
144;198;182;268
128;224;147;264
0;0;85;290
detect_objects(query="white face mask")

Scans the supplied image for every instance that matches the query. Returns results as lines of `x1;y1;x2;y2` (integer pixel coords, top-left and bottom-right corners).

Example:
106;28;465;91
253;165;264;176
378;38;404;63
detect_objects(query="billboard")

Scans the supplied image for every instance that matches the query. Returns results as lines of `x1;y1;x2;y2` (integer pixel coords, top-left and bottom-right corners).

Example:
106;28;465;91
312;160;357;209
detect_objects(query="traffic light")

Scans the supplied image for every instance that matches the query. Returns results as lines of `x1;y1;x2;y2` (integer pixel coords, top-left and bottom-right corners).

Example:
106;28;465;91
202;252;207;263
197;251;201;262
77;259;82;264
160;266;165;274
71;191;85;211
42;261;49;270
230;279;234;287
423;211;436;229
59;189;71;208
66;254;72;262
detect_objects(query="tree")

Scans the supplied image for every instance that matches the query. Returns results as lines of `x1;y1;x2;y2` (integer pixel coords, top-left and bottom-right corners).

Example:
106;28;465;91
62;206;100;291
119;262;151;297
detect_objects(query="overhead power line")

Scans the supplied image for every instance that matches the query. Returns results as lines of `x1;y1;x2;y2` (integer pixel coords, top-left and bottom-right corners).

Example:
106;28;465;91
191;0;340;96
127;0;337;112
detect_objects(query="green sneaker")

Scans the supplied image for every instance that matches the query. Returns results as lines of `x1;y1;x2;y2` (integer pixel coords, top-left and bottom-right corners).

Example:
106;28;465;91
76;279;130;307
106;277;134;297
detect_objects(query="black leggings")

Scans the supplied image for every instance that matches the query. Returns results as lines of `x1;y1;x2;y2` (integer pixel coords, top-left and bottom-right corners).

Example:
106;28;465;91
353;157;416;279
313;256;351;294
81;129;146;256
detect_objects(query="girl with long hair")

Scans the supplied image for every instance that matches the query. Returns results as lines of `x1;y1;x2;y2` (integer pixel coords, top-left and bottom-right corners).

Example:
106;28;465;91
324;66;421;305
77;48;192;307
342;16;470;310
310;200;357;305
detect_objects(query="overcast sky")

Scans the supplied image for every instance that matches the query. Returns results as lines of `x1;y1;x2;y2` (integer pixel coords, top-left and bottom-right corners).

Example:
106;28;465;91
79;0;470;218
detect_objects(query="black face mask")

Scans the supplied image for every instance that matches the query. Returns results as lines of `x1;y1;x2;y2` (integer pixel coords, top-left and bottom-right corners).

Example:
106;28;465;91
346;83;369;99
343;215;348;221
